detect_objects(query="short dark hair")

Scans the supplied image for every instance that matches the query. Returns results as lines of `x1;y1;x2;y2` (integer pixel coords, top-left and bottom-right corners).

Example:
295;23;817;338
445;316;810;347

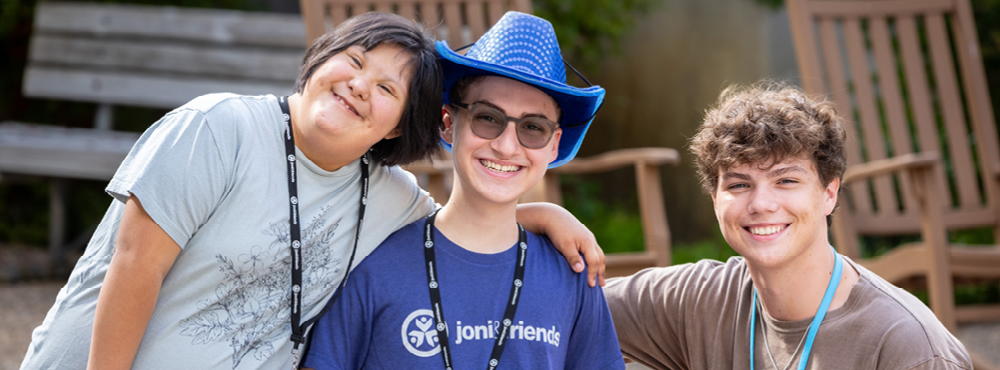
295;12;443;166
690;83;847;194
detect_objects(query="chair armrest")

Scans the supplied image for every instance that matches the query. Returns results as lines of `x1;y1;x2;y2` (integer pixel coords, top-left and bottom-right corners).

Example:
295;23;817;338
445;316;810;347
550;147;680;175
842;152;940;183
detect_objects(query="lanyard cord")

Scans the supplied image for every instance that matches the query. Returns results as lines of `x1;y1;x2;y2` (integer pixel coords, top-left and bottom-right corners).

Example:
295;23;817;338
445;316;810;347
423;210;527;370
750;246;843;370
278;96;370;349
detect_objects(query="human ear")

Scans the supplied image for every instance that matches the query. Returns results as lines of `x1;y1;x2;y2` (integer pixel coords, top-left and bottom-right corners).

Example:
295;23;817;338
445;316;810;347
441;107;455;145
823;177;840;216
548;129;562;162
384;126;402;140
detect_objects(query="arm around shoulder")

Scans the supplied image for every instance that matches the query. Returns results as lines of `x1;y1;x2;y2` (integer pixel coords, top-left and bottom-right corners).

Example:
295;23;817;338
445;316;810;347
515;202;605;287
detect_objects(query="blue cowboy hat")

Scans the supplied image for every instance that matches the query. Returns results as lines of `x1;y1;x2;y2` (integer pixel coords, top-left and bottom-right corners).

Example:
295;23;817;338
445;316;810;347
438;11;606;168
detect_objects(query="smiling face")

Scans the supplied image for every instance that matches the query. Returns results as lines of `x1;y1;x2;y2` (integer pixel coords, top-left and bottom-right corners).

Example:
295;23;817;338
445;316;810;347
712;157;839;270
442;76;561;207
292;43;413;170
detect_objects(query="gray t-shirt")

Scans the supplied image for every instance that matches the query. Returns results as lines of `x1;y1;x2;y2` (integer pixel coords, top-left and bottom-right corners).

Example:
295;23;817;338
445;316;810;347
604;256;972;370
20;94;435;370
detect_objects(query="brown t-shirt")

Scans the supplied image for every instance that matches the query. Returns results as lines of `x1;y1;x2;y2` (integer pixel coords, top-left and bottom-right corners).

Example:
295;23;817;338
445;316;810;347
604;256;971;370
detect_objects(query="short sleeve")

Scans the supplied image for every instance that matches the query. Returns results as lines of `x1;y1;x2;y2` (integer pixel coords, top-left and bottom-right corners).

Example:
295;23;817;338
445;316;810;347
302;265;376;370
604;264;704;369
106;106;232;249
363;164;436;236
905;357;974;370
564;282;626;370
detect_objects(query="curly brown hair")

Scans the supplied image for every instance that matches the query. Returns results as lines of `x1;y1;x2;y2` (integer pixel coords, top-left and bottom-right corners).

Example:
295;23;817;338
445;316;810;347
689;83;847;194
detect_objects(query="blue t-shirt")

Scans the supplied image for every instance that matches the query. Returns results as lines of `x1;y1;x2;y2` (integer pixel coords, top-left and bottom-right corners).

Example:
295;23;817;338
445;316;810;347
303;218;625;370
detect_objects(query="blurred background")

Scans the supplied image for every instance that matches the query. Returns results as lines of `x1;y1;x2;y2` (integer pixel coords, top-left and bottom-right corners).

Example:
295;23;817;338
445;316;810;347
0;0;827;276
0;0;998;368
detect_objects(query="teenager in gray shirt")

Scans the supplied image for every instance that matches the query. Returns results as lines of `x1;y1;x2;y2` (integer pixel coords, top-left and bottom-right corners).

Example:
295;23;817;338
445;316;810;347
605;84;971;370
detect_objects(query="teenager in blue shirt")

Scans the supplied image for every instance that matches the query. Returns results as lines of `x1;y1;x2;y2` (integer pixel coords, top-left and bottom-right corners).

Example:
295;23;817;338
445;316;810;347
303;12;625;370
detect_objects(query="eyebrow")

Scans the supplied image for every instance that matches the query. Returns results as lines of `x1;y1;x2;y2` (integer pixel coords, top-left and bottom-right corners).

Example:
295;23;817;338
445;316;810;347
720;172;751;182
769;165;808;177
471;100;555;121
720;165;808;182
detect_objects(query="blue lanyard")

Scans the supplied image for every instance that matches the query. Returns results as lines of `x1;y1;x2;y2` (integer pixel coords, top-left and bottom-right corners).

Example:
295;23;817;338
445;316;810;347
750;246;842;370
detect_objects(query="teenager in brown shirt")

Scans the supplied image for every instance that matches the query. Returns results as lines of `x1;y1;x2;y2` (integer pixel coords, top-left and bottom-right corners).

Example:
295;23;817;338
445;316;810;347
604;84;972;370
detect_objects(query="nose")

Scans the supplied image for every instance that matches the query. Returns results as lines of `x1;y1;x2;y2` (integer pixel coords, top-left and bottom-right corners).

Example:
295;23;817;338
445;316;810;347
348;75;370;101
489;120;521;158
746;187;779;214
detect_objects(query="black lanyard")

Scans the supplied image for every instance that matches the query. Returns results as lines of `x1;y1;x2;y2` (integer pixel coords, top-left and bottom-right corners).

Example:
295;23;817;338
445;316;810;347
278;96;369;350
423;210;527;370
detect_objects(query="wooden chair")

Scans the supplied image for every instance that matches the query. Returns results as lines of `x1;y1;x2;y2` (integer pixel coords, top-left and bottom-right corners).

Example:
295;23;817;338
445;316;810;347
299;0;680;277
787;0;1000;334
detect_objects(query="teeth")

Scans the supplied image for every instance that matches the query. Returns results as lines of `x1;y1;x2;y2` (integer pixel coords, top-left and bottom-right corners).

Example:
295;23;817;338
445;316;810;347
336;96;358;115
749;225;783;235
481;160;520;173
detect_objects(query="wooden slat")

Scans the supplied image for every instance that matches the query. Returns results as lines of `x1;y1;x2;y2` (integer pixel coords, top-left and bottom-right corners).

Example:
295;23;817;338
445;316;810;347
29;35;302;82
398;1;417;23
952;0;1000;233
443;1;464;47
956;304;1000;323
35;2;304;48
897;16;951;202
852;207;997;234
465;1;487;40
299;0;327;46
851;213;921;234
331;1;350;25
787;0;825;95
636;162;671;266
911;163;957;330
486;0;505;25
807;0;951;18
510;0;532;13
373;2;391;13
844;17;898;216
950;246;1000;278
926;13;979;208
605;253;659;279
869;17;919;216
0;122;138;180
820;18;873;217
426;2;448;45
23;66;294;109
551;148;679;174
858;243;929;283
842;152;938;183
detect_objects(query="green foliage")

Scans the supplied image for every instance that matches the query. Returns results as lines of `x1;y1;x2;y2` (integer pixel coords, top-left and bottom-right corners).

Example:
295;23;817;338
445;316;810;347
0;177;49;245
560;174;739;264
752;0;783;10
533;0;660;66
973;0;1000;127
560;175;645;254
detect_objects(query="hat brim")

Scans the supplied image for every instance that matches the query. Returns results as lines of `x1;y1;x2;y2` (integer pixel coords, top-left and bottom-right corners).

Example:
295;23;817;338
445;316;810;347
437;41;605;168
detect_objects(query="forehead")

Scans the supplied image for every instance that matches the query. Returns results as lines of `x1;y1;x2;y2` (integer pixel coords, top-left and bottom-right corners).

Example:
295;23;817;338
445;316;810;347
720;156;818;177
464;76;558;118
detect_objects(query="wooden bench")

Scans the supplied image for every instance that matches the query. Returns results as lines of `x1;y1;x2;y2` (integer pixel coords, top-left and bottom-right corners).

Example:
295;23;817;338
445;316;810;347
0;2;306;264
